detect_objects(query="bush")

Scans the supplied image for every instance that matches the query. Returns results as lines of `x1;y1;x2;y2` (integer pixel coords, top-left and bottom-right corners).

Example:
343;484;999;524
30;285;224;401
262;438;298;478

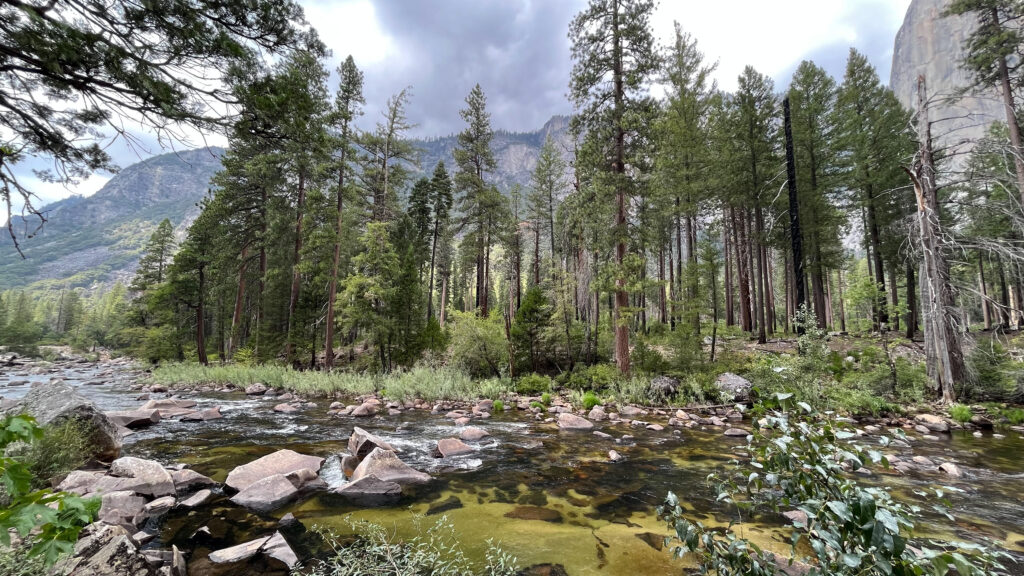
965;341;1022;401
514;373;551;396
581;391;600;411
306;516;517;576
540;392;551;406
23;419;94;489
448;312;508;378
492;400;504;413
949;404;973;424
997;407;1024;425
565;364;620;392
0;545;47;576
658;395;1011;575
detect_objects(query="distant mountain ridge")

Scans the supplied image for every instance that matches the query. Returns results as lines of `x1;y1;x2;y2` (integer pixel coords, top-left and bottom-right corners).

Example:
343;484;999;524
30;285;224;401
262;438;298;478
0;116;571;290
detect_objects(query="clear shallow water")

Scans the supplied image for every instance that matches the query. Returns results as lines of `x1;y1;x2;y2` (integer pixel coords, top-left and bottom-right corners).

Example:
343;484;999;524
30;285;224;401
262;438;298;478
3;362;1024;575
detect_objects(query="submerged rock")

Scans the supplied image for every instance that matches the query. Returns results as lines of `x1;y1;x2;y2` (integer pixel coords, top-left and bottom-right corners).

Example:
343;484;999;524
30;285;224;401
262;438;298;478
171;468;216;493
351;447;430;485
426;495;463;515
225;449;324;492
333;475;402;506
504;506;562;523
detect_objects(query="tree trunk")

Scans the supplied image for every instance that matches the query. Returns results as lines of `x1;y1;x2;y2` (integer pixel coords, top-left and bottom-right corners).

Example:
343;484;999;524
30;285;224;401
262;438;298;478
659;247;667;323
905;262;916;338
978;253;991;330
611;4;630;374
754;206;768;344
326;150;347;368
482;226;491;317
784;97;807;332
866;188;888;327
838;266;848;333
439;274;449;327
196;266;208;366
825;269;835;329
731;207;752;333
908;75;965;403
285;171;306;362
229;245;248;358
888;262;900;333
993;8;1024;212
723;219;734;327
997;255;1010;326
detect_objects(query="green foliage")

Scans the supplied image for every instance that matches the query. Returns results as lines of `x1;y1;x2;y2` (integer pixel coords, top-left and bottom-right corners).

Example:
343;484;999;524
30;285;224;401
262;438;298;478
965;341;1022;402
491;400;504;413
20;420;94;490
0;416;99;566
0;545;47;576
581;391;601;411
565;364;621;392
510;286;550;373
448;312;508;379
658;397;1011;575
949;404;973;424
540;393;551;406
514;373;551;396
1000;407;1024;425
305;516;517;576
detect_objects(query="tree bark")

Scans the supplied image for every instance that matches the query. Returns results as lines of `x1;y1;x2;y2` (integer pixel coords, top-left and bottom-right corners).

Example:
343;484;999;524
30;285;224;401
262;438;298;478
723;218;734;327
905;262;916;338
325;149;347;368
754;206;768;344
284;171;306;362
978;253;991;330
784;97;807;332
229;245;248;358
993;7;1024;213
731;207;752;332
196;265;208;366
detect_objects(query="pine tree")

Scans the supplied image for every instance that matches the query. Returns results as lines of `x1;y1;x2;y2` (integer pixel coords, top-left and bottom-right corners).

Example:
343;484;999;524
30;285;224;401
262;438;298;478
454;84;498;317
130;219;176;292
569;0;659;374
359;89;417;223
528;135;567;285
426;162;454;321
325;55;365;369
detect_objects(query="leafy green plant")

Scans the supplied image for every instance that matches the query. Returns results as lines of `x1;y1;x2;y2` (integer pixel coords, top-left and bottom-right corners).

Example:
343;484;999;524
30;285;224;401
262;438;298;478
514;373;551;396
657;395;1010;575
540;392;551;406
22;419;94;490
0;415;99;565
997;407;1024;425
581;391;600;411
306;515;517;576
492;400;504;413
949;404;973;424
565;364;620;392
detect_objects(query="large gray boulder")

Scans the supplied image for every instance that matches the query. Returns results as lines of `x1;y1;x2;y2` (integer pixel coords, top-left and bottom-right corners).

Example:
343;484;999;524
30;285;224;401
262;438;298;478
230;468;326;513
206;531;298;573
109;457;175;497
225;449;324;492
104;409;161;429
350;448;430;485
348;426;396;461
97;491;146;530
557;413;594;430
715;373;752;402
648;376;679;403
7;382;121;461
55;522;160;576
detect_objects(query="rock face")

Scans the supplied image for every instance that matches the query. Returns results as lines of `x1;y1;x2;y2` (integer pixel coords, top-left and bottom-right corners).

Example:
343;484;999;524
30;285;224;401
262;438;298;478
351;448;430;485
333;475;402;506
225;449;324;492
7;382;121;461
890;0;1004;163
56;522;161;575
348;427;396;460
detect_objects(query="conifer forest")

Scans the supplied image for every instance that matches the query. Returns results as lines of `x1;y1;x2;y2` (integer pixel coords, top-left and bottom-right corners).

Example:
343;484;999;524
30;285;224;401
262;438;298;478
2;1;1024;575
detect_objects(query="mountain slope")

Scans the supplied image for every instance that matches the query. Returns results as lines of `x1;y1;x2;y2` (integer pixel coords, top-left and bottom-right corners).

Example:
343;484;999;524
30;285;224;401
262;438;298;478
0;148;224;290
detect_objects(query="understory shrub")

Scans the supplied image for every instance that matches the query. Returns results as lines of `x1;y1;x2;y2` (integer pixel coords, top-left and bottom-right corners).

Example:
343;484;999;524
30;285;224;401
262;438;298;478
304;516;517;576
514;373;551;396
581;391;601;410
965;341;1023;401
18;419;94;489
564;364;620;392
658;395;1011;575
949;404;973;424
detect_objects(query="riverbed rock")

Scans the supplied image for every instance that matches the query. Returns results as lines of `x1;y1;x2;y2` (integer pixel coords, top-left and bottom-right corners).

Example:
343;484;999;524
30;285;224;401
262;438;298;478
207;531;297;573
915;413;950;433
55;522;160;576
273;403;299;413
7;382;122;461
939;462;962;477
141;495;176;517
225;449;324;492
608;449;623;462
351;402;377;417
648;376;679;403
105;408;161;429
587;406;607;421
245;383;268;396
98;490;147;529
459;427;490;441
348;427;396;461
618;406;645;418
58;470;106;495
179;489;214;509
504;505;562;523
723;428;749;437
332;475;402;506
109;456;175;497
230;474;299;512
557;413;594;430
970;415;994;430
181;406;223;421
351;447;430;485
715;373;752;402
171;468;216;493
433;438;474;458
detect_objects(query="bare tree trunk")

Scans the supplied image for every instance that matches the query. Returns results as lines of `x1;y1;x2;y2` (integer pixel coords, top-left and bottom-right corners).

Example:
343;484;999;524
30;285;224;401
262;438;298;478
754;207;768;344
979;253;992;330
439;274;449;328
908;75;965;404
669;236;677;330
838;267;847;333
731;207;752;333
888;262;900;333
482;226;491;317
826;269;835;329
659;247;667;324
326;153;347;368
993;9;1024;212
723;219;734;327
997;255;1010;326
285;171;306;362
229;245;248;358
196;266;208;366
905;261;917;338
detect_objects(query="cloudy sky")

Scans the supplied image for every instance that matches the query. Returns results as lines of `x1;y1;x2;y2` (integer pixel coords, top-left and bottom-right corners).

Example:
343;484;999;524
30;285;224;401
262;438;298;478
14;0;911;210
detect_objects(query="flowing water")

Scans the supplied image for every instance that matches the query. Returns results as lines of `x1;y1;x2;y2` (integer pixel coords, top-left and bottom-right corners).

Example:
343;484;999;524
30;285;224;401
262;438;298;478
4;362;1024;575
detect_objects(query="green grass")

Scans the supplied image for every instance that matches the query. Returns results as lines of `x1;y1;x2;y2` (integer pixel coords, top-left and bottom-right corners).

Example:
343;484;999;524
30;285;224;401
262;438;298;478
949;404;973;424
151;363;513;402
492;399;504;412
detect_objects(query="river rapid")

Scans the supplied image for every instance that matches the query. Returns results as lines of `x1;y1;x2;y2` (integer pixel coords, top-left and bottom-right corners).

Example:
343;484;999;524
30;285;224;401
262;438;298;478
3;359;1024;575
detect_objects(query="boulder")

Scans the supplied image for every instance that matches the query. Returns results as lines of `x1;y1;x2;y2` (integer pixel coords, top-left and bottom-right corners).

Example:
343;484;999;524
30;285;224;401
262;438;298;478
141;495;176;517
105;409;161;429
98;491;147;529
179;489;214;509
208;535;271;564
273;403;299;413
181;406;223;421
109;457;175;497
171;468;216;493
608;450;623;462
55;522;160;576
245;383;268;396
914;413;950;433
348;427;397;461
6;382;121;461
333;475;402;506
231;468;325;512
433;438;474;458
587;406;607;421
140;398;198;411
459;427;490;442
938;462;962;477
618;406;645;418
351;403;377;417
351;448;430;485
208;531;297;571
648;376;679;403
225;449;324;492
970;415;994;430
557;413;593;430
503;506;562;523
715;373;752;402
58;470;106;495
262;532;299;569
723;428;749;437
